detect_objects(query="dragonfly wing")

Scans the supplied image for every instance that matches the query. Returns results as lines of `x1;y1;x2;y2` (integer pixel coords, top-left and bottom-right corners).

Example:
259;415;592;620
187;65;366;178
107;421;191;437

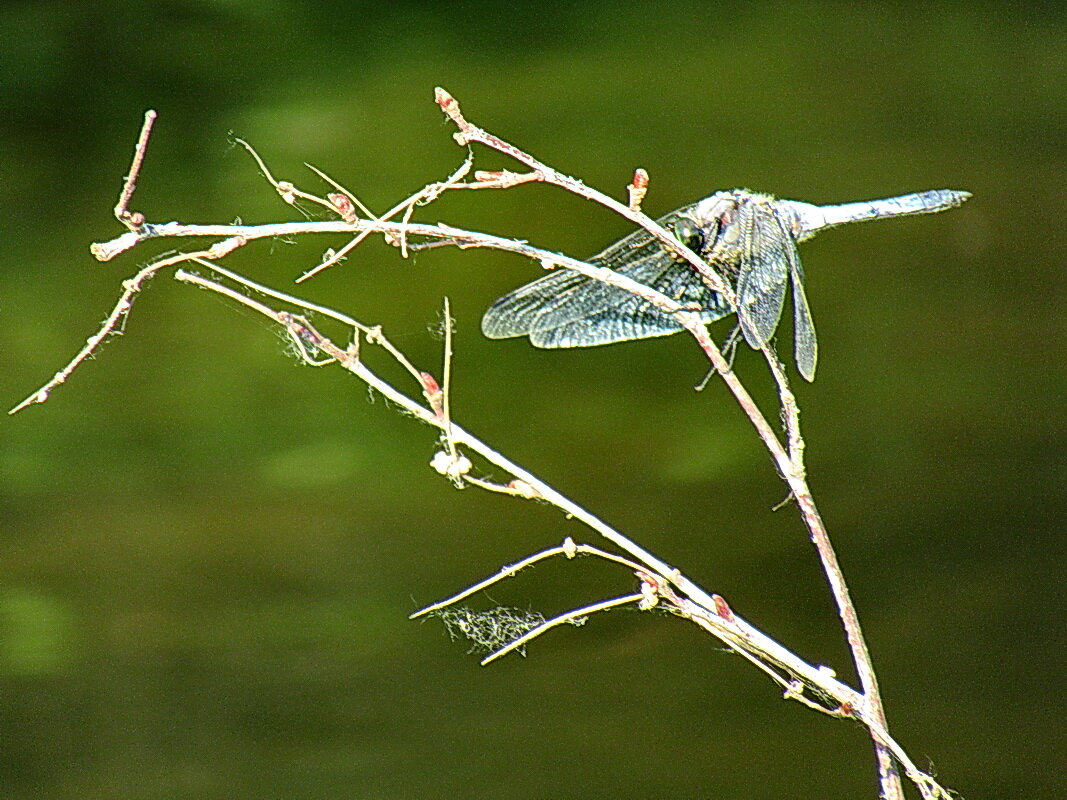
735;205;789;349
789;243;817;381
482;210;731;348
525;255;731;348
481;266;597;340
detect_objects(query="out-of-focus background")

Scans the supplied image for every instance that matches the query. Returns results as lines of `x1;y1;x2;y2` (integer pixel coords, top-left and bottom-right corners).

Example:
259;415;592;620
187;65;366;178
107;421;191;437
1;2;1063;798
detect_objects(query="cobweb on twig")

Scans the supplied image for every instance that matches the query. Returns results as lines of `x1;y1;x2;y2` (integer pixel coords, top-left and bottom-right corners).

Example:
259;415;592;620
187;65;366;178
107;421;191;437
431;606;564;656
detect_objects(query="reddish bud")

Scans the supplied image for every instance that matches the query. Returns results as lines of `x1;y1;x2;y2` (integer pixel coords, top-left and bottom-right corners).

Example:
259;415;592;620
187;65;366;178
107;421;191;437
327;193;357;223
420;371;444;416
712;594;734;622
628;168;650;211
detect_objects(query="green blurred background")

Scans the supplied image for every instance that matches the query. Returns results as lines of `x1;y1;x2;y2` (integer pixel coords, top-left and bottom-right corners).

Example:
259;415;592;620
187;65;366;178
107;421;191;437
1;2;1063;798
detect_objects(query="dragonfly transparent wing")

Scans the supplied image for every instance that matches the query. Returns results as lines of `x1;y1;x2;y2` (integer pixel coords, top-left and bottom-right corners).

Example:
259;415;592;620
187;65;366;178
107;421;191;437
734;204;818;380
735;204;790;351
788;239;817;381
482;213;732;348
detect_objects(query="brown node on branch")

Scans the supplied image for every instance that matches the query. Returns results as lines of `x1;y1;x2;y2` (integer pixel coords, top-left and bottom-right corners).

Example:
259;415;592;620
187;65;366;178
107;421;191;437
627;168;649;211
327;192;358;224
712;594;735;622
419;371;444;417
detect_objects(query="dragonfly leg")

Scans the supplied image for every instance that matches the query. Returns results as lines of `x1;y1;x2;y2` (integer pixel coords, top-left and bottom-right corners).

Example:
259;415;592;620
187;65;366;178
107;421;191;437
695;324;742;391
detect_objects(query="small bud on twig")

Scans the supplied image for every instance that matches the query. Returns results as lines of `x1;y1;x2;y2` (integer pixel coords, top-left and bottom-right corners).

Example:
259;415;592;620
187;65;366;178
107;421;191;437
506;479;541;499
420;371;444;417
712;594;735;622
327;192;358;224
277;181;297;204
628;168;649;211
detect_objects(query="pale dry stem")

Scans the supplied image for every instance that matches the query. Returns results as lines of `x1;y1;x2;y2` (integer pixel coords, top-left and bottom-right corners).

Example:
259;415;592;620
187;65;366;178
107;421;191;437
12;97;956;800
481;593;645;665
172;264;948;798
432;86;903;800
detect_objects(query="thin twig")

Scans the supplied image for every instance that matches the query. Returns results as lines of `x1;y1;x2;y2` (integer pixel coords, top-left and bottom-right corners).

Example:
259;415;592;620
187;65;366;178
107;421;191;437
482;593;645;665
294;150;473;281
9;239;245;414
439;297;458;462
432;87;902;800
113;109;157;230
22;106;954;800
411;538;644;619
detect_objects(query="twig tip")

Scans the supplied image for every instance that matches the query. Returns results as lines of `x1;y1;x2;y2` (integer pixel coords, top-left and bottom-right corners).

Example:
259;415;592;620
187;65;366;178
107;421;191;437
434;87;454;108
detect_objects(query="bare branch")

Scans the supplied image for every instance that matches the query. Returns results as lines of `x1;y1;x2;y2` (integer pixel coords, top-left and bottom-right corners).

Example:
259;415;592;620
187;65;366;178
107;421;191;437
432;86;904;799
10;238;246;414
482;593;645;665
15;101;964;800
434;86;733;302
113;109;157;231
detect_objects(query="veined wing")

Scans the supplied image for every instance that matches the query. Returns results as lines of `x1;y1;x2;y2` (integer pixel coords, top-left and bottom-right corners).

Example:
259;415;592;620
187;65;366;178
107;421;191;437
787;230;817;381
735;202;790;352
481;210;731;348
734;201;818;380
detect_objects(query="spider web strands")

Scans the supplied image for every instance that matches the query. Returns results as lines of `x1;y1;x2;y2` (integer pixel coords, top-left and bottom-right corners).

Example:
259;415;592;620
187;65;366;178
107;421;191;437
480;593;644;665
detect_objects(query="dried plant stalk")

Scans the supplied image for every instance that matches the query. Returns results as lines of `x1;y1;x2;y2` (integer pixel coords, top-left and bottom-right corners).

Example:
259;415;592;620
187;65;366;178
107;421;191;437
9;93;967;800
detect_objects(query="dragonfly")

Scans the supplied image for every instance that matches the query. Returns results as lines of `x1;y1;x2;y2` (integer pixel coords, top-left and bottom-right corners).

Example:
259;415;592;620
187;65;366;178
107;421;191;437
481;188;971;381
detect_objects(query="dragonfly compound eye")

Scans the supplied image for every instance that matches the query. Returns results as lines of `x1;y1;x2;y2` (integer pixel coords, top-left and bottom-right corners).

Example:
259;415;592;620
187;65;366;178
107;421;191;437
671;218;706;256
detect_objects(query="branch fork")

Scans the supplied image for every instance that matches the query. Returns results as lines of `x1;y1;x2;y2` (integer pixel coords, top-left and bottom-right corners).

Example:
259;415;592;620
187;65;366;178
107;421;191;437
10;90;962;800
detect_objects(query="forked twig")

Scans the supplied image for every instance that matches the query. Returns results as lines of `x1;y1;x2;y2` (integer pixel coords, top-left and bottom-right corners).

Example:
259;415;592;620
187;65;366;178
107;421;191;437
410;537;645;619
10;97;960;800
481;593;645;665
431;87;901;799
9;237;246;415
